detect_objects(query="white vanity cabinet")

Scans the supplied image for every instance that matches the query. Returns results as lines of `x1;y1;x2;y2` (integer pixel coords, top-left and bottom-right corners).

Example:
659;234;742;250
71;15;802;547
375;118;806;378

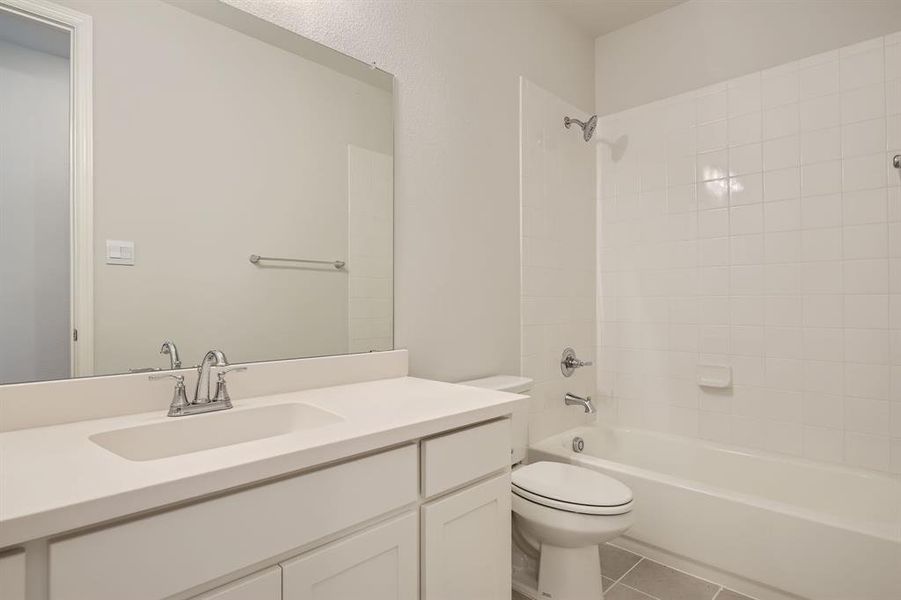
0;551;26;600
28;417;513;600
193;567;281;600
282;512;418;600
421;474;511;600
419;420;513;600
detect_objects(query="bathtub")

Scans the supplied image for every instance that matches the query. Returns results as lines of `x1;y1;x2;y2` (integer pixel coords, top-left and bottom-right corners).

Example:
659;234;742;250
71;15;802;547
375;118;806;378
530;426;901;600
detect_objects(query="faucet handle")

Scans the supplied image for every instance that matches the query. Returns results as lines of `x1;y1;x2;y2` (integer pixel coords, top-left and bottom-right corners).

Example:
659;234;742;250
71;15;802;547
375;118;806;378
149;373;184;383
149;373;190;417
214;365;247;378
561;347;593;377
212;366;247;405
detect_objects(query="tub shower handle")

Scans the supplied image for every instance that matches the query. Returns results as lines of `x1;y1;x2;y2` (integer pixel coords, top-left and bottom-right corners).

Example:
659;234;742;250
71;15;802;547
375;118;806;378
561;347;592;377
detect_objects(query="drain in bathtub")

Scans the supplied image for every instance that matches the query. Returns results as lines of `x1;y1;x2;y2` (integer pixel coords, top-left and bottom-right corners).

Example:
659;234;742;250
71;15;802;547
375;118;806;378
572;436;584;453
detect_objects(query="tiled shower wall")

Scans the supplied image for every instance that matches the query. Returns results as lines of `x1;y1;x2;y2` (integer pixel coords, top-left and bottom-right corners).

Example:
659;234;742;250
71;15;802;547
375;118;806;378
521;78;596;442
596;33;901;475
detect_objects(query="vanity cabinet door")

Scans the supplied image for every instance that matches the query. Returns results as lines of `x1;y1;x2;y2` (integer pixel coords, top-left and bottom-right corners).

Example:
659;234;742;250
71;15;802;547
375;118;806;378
421;472;511;600
0;551;26;600
191;567;281;600
282;512;417;600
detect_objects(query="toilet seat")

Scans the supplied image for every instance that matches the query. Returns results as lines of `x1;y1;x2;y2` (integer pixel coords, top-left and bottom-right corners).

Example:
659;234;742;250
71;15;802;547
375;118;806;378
512;461;633;516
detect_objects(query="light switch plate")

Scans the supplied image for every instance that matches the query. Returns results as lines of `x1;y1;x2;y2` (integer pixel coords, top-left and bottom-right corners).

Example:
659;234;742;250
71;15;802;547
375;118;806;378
106;240;135;266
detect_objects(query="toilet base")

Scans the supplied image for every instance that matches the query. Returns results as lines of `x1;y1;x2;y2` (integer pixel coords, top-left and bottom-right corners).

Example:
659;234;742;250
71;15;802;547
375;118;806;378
538;543;603;600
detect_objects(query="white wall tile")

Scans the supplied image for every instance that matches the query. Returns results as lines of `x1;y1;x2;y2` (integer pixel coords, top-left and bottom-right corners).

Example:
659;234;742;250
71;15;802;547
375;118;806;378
728;112;762;146
800;127;841;164
841;83;886;124
804;294;844;327
844;395;890;434
597;33;900;474
763;104;800;139
764;198;801;231
697;120;728;152
801;193;843;229
802;426;844;462
763;135;800;170
803;328;843;362
841;118;886;157
844;294;889;328
729;173;763;205
801;160;843;197
844;223;888;259
801;228;842;261
697;89;727;124
887;79;901;116
764;167;801;201
765;231;801;263
842;153;887;191
730;204;763;235
729;143;762;175
843;258;889;293
840;46;885;91
800;60;839;100
800;95;841;131
843;188;887;225
728;74;762;117
844;328;890;364
844;431;890;470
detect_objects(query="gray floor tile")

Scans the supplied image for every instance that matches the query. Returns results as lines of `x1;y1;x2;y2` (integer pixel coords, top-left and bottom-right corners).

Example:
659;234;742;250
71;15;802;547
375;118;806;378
512;591;530;600
715;590;756;600
606;584;658;600
620;560;720;600
600;543;643;580
603;576;617;590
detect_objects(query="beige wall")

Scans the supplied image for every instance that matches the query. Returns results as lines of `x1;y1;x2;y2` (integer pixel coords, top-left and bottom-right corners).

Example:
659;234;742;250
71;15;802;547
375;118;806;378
224;0;596;382
59;0;392;374
595;0;901;115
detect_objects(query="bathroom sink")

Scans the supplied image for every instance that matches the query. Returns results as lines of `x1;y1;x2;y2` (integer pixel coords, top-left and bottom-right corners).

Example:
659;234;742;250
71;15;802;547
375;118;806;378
90;403;343;461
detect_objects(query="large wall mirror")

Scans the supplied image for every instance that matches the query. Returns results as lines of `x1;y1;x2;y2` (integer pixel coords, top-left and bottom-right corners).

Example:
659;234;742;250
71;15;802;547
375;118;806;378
0;0;394;384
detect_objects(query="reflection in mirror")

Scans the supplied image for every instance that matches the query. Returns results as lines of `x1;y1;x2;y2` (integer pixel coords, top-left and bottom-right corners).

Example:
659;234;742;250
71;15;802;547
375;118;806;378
0;0;394;384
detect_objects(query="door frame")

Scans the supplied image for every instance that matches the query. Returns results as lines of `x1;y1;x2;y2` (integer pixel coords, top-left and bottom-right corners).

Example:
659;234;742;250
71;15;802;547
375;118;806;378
1;0;93;377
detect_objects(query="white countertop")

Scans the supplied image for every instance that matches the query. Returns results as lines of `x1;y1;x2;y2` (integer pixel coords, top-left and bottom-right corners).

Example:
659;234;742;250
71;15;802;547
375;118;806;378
0;376;524;548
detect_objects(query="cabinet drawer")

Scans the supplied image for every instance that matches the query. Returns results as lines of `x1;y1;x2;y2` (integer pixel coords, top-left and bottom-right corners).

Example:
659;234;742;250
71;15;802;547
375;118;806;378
283;512;418;600
49;445;418;600
420;419;510;498
192;567;280;600
0;550;26;600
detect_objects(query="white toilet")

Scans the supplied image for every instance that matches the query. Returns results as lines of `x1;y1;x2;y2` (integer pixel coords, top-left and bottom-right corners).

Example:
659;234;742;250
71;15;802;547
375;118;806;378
460;375;634;600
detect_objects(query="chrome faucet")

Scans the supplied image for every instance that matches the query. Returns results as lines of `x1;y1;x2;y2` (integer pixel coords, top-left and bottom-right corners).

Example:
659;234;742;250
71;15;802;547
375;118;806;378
194;349;229;404
149;349;245;417
564;392;596;414
160;340;181;369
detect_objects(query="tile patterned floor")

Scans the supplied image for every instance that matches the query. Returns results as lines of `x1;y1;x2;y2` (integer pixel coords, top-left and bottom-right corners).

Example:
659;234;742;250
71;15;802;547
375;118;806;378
513;543;757;600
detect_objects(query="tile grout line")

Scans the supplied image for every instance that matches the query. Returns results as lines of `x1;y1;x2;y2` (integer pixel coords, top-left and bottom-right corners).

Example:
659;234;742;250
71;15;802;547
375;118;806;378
607;556;646;590
606;544;757;600
613;581;664;600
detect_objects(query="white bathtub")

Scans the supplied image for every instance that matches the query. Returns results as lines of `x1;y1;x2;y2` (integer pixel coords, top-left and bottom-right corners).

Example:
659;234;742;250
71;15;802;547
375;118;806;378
530;426;901;600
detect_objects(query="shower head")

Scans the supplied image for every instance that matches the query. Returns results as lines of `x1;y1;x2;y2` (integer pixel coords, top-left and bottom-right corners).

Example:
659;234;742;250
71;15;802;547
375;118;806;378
564;114;598;142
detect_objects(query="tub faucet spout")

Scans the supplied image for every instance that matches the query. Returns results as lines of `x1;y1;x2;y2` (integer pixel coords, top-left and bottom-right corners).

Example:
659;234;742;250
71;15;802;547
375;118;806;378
564;392;595;414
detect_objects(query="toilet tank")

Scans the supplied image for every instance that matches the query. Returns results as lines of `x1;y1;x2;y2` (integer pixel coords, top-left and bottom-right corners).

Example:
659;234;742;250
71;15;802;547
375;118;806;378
457;375;532;465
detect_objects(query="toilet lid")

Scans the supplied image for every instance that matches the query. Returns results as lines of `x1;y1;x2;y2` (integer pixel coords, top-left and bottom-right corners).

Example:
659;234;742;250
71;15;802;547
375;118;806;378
512;462;633;512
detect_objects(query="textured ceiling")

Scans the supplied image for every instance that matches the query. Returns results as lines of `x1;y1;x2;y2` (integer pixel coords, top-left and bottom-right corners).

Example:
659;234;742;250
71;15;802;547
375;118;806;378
547;0;687;37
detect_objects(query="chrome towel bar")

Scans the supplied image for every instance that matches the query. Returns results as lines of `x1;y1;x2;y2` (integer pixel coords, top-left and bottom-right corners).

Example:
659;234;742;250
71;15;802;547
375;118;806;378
249;254;346;269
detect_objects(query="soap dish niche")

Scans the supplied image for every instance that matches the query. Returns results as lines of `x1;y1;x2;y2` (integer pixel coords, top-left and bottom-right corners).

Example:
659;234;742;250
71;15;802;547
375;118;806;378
697;364;732;389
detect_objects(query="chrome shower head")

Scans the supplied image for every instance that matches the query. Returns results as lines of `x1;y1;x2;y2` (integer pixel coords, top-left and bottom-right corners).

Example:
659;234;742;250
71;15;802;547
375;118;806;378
564;114;598;142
